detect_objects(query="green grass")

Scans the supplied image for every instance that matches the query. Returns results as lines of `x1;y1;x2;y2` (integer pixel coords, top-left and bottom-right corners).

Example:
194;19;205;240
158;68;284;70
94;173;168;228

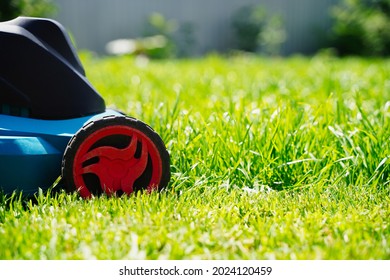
1;54;389;259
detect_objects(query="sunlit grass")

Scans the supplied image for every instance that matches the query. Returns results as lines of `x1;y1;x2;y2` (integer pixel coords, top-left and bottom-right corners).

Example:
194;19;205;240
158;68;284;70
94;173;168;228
0;54;389;259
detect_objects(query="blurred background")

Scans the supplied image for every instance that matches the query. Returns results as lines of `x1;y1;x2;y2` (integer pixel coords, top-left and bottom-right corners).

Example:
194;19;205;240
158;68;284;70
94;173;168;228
1;0;390;58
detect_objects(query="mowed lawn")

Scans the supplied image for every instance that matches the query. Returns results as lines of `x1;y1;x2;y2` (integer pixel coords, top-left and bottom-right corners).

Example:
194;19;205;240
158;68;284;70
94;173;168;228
0;54;389;259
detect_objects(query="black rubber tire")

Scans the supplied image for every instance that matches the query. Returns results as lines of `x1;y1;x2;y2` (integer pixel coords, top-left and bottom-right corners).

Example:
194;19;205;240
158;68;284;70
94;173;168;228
61;115;170;197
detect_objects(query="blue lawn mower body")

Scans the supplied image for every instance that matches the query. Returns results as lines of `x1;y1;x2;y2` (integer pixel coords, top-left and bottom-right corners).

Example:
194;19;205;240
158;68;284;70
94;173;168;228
0;110;121;195
0;17;170;197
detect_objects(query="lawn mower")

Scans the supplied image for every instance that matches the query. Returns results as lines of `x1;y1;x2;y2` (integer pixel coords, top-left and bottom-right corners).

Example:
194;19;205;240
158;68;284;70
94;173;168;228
0;17;170;198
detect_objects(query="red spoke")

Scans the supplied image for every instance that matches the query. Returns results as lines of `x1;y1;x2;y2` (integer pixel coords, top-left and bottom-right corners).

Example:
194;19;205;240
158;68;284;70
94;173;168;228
121;139;149;193
79;162;106;176
78;159;118;194
120;177;133;194
81;134;138;162
99;175;115;193
102;177;122;193
78;186;92;199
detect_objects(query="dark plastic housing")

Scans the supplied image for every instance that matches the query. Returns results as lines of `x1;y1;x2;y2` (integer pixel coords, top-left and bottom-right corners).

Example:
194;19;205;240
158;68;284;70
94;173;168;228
0;17;105;119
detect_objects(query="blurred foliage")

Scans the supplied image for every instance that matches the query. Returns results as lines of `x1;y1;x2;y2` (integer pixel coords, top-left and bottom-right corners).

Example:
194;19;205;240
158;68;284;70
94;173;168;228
232;5;267;52
330;0;390;56
106;13;196;59
175;22;196;57
258;15;286;56
143;13;196;59
231;5;286;55
0;0;56;21
143;12;178;59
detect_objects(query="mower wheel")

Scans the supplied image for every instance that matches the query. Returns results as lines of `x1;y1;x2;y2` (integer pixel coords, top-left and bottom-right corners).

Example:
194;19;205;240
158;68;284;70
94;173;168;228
61;115;170;198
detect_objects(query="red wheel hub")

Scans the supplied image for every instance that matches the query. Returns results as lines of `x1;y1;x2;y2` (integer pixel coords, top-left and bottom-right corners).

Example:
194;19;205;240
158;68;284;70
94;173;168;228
73;125;162;198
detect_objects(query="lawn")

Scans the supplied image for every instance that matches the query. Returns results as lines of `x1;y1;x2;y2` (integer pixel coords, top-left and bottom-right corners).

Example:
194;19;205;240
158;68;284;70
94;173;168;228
0;54;389;259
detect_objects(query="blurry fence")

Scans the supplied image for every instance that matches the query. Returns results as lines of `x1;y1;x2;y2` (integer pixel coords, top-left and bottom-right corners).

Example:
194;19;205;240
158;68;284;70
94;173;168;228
53;0;339;55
